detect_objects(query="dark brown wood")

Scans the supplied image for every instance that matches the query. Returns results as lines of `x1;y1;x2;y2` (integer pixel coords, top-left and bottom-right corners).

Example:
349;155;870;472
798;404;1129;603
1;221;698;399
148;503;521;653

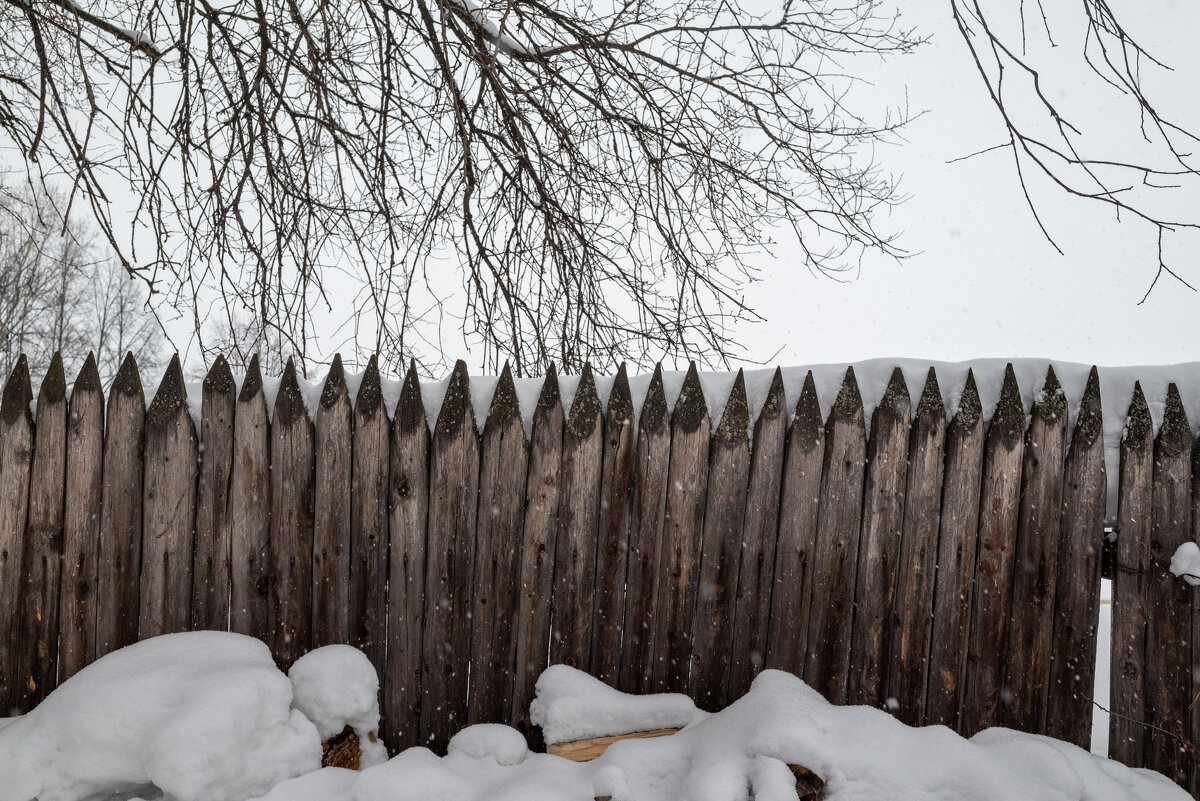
351;356;389;695
1143;383;1192;787
56;356;105;683
0;356;34;711
269;356;315;670
961;364;1025;736
848;368;911;708
765;371;823;677
1192;438;1200;801
192;356;235;631
420;360;479;752
312;354;353;647
96;353;146;659
468;363;528;726
804;367;866;705
887;368;946;726
925;369;984;730
690;370;750;711
651;363;710;694
1046;366;1105;748
1005;366;1069;733
1108;382;1152;767
728;368;788;700
590;365;636;686
384;361;430;752
139;355;199;639
551;363;605;671
230;355;271;639
13;353;67;711
618;365;670;694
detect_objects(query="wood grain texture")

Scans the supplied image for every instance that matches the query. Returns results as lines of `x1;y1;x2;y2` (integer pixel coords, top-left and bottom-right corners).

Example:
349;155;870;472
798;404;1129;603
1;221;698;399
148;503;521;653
804;367;866;705
1005;366;1068;733
512;369;562;736
351;357;389;695
651;363;709;694
312;355;353;647
139;355;199;639
848;367;911;708
269;357;315;670
0;356;34;712
962;364;1025;736
590;364;635;686
546;728;680;760
192;356;235;631
887;368;946;726
765;371;823;677
420;360;479;752
728;368;787;700
551;364;604;671
14;353;67;712
95;353;145;659
230;355;271;639
468;363;528;726
690;370;750;711
925;369;984;730
618;365;670;694
1143;383;1192;787
1046;367;1105;748
384;361;430;752
56;356;105;683
1108;382;1152;767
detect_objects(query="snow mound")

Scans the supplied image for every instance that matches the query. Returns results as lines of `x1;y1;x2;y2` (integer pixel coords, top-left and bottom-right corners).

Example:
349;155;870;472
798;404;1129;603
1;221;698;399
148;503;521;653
447;724;531;766
530;663;707;744
1170;542;1200;586
289;644;388;767
0;631;322;801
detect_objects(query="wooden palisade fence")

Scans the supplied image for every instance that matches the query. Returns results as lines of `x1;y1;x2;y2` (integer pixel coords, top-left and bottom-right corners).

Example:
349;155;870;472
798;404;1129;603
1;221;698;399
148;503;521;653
0;353;1196;795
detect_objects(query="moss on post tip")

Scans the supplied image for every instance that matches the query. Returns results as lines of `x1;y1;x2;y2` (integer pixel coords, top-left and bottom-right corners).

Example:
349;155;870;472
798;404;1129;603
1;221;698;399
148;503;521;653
1072;367;1103;449
640;364;668;434
990;364;1026;450
713;369;748;445
914;367;944;423
274;357;309;427
790;371;823;453
434;359;474;439
1;354;33;426
395;359;427;434
239;354;264;404
565;363;602;439
1157;382;1191;458
355;355;384;417
319;354;348;411
203;355;235;396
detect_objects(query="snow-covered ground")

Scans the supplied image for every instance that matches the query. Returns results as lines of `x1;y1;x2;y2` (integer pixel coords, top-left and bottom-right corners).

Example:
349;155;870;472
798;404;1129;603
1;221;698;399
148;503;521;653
0;630;1183;801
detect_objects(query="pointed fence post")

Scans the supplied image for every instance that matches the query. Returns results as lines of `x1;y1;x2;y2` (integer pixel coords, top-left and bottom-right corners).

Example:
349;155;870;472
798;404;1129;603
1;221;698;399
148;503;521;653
312;355;353;647
230;356;271;640
56;356;105;685
0;357;34;713
193;356;235;631
96;353;145;659
690;370;750;711
805;367;866;705
468;363;528;726
652;363;709;694
351;357;390;694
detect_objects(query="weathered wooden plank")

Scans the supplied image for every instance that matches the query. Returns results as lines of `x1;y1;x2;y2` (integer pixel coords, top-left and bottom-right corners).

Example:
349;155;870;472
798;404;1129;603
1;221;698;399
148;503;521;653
192;356;235;631
312;354;353;647
351;356;389;696
269;357;315;670
651;363;710;694
13;353;67;712
420;360;479;752
961;364;1025;736
96;353;146;659
1108;382;1152;767
590;365;636;686
925;369;983;729
468;363;528;726
1144;383;1192;787
551;364;605;671
728;368;788;700
0;356;34;711
804;367;866;705
1005;366;1069;733
1192;438;1200;800
383;361;429;752
765;371;823;677
887;368;946;726
230;355;271;640
1046;366;1105;748
848;368;911;708
690;370;750;711
56;356;105;683
618;365;670;694
139;354;199;639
